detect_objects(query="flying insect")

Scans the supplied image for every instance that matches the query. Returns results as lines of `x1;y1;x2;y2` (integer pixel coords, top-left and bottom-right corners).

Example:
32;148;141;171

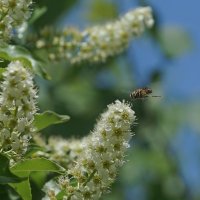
130;87;161;99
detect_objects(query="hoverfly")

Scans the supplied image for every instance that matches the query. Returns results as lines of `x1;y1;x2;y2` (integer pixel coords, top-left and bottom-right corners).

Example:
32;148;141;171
130;87;161;100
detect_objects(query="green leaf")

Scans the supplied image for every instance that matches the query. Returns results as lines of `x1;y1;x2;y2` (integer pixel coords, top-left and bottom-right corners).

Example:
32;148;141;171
56;189;67;200
29;7;47;24
11;158;65;174
10;158;64;200
0;68;6;78
0;44;51;79
33;111;70;131
24;144;45;158
10;178;31;200
30;171;48;188
158;26;193;58
0;154;24;184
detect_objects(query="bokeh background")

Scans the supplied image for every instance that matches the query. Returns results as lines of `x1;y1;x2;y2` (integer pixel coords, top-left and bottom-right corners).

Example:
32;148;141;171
32;0;200;199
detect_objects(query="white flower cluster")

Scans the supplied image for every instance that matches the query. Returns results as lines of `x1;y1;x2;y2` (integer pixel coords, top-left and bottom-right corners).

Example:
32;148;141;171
34;7;154;64
0;0;32;42
44;100;135;200
33;135;87;169
0;61;37;157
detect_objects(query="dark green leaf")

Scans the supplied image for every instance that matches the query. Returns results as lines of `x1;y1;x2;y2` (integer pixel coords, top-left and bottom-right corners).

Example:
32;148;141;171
33;111;70;131
29;7;47;24
30;171;48;188
33;0;79;27
0;154;24;184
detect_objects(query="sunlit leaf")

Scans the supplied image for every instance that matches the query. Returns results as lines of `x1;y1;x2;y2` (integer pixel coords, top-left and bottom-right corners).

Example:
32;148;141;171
0;44;51;79
11;158;65;174
10;178;31;200
56;189;67;200
33;111;70;131
10;158;64;200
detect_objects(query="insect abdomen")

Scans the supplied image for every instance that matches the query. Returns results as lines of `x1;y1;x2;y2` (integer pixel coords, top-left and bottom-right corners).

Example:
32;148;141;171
130;90;141;99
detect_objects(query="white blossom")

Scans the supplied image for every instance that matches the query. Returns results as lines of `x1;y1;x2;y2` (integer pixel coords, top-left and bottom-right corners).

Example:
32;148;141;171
43;100;135;200
33;135;87;169
0;0;32;41
32;7;154;64
0;60;37;157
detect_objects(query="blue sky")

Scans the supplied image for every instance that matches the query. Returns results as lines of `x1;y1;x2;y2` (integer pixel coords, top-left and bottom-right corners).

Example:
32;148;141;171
151;0;200;102
135;0;200;102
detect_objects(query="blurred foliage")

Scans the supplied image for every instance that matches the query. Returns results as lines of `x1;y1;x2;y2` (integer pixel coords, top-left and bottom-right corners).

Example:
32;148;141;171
27;0;199;200
86;0;118;22
32;0;79;28
158;26;193;58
